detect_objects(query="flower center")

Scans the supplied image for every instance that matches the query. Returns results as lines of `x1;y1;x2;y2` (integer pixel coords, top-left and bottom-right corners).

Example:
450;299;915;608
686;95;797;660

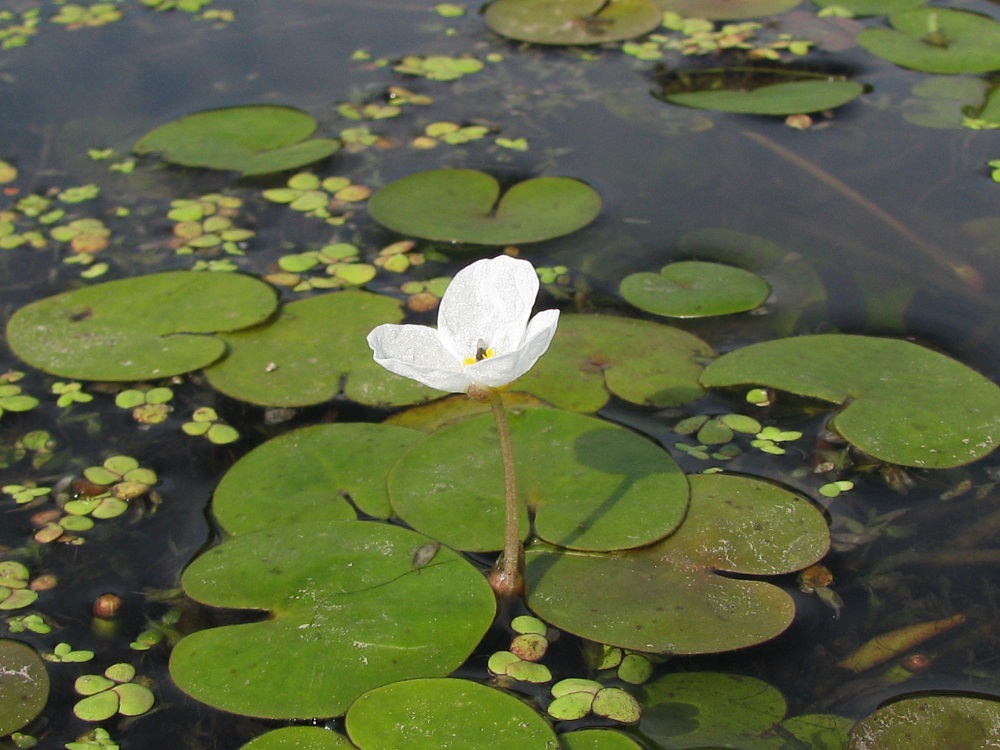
463;339;495;366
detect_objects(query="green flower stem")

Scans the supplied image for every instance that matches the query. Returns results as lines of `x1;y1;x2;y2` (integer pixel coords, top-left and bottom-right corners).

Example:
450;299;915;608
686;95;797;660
487;389;525;598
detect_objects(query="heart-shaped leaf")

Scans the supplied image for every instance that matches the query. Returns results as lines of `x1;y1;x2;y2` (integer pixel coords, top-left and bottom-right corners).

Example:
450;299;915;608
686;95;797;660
858;8;1000;74
0;640;48;736
700;334;1000;467
345;678;560;750
6;272;278;381
212;423;424;534
515;314;714;411
367;169;601;245
388;407;688;552
620;261;771;318
204;290;434;407
134;105;340;176
663;80;864;115
483;0;662;45
654;0;800;19
169;520;496;719
525;473;829;653
850;694;1000;749
241;727;355;750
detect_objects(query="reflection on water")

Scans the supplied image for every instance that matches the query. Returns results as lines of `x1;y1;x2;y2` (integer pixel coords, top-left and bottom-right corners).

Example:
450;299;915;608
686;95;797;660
2;1;1000;747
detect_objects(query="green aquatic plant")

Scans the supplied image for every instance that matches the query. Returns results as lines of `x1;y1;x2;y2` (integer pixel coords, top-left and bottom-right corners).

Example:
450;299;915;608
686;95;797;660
620;260;771;318
72;663;154;721
369;256;560;596
484;0;662;45
0;640;49;737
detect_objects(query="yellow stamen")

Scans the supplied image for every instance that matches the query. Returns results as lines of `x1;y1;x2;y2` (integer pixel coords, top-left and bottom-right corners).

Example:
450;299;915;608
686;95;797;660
463;347;494;366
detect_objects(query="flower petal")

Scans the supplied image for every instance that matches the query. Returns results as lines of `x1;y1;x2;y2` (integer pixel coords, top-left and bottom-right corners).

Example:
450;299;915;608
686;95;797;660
367;324;472;393
437;256;539;362
463;309;560;388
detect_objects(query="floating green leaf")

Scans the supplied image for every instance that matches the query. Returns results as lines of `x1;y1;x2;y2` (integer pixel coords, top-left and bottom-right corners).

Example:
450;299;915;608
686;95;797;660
240;727;354;750
811;0;925;18
561;729;645;750
515;315;714;412
700;334;1000;467
367;169;601;245
0;640;49;737
653;0;799;20
134;105;340;176
170;521;496;719
857;9;1000;74
212;423;424;534
850;694;1000;749
388;408;688;552
204;290;434;407
483;0;662;45
620;261;771;318
5;272;277;381
663;79;864;115
345;678;560;750
525;473;829;653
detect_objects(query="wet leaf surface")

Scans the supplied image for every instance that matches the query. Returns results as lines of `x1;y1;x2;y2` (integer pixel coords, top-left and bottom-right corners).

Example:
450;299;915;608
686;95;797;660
483;0;662;45
212;423;424;533
367;169;601;245
170;521;496;719
620;260;771;318
849;694;1000;749
0;639;49;736
5;272;278;381
134;105;341;176
345;678;560;749
525;473;829;653
388;407;688;552
700;334;1000;467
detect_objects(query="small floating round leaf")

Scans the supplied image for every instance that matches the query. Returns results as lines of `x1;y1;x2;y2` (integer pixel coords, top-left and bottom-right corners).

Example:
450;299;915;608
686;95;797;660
622;261;771;318
170;521;495;719
134;105;340;176
849;694;1000;749
345;678;560;750
388;407;688;552
367;169;601;245
857;9;1000;74
0;640;49;736
663;80;864;115
6;272;277;381
700;334;1000;468
212;423;423;533
548;692;595;721
484;0;662;45
592;688;642;723
74;689;120;722
113;682;154;716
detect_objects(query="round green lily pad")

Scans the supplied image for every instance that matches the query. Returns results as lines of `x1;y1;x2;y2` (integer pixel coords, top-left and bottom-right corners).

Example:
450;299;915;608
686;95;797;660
6;272;278;381
0;640;49;736
640;672;786;747
849;694;1000;749
620;261;771;318
241;727;355;750
483;0;662;45
857;8;1000;74
169;520;495;719
212;423;424;534
525;473;829;653
388;407;688;552
367;169;601;245
204;290;433;407
700;334;1000;468
653;0;800;20
515;314;714;412
663;80;864;115
811;0;925;17
345;678;560;750
134;105;341;176
561;729;644;750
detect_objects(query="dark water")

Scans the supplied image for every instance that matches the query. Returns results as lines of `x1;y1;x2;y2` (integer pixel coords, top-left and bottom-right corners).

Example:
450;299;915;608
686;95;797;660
3;1;1000;748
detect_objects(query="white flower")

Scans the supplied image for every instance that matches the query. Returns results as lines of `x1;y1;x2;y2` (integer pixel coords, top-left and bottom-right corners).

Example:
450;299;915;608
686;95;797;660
367;255;559;393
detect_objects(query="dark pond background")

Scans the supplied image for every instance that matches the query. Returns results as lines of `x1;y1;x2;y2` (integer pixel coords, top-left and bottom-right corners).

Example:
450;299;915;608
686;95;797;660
3;0;1000;748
